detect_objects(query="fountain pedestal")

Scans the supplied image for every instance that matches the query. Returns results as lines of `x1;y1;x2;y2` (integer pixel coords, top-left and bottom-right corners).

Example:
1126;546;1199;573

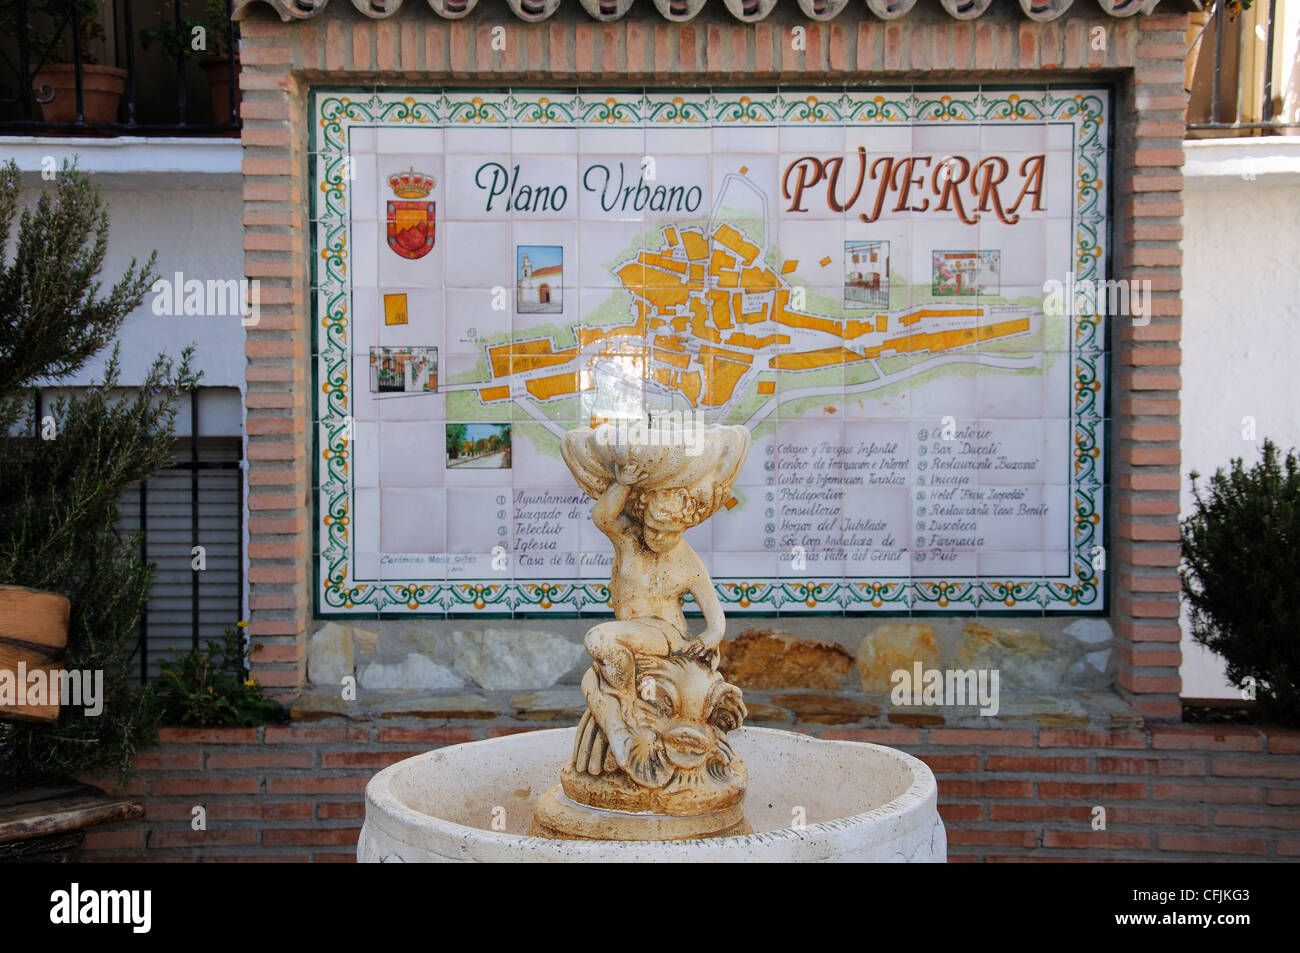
529;785;752;841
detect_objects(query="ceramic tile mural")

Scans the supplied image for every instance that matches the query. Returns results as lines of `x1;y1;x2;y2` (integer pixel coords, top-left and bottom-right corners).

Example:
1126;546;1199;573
311;87;1110;617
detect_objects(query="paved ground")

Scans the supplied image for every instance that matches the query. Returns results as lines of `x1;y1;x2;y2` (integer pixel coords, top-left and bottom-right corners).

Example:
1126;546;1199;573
448;451;508;469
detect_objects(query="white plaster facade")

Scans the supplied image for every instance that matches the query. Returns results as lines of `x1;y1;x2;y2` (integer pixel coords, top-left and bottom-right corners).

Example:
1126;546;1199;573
1179;137;1300;697
6;137;245;431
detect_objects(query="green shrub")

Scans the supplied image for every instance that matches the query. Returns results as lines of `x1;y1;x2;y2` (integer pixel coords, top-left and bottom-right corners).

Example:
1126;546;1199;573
0;158;194;778
1181;438;1300;724
151;625;285;728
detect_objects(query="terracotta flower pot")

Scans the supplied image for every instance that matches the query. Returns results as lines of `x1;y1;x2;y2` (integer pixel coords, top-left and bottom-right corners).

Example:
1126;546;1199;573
32;63;126;124
1184;10;1210;97
200;56;241;126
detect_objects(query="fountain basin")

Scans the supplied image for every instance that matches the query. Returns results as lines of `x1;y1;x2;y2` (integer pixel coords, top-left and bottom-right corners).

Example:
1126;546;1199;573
358;726;946;862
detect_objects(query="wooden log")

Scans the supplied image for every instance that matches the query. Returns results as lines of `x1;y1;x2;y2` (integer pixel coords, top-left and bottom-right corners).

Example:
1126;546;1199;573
0;585;71;724
0;585;71;651
0;829;84;862
0;644;62;723
0;781;144;845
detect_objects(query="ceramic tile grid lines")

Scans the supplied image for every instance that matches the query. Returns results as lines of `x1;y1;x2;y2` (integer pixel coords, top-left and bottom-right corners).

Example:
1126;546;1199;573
308;87;1109;620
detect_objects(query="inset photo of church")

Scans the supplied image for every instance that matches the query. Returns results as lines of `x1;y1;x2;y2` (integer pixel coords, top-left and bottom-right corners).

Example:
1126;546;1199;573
516;245;563;314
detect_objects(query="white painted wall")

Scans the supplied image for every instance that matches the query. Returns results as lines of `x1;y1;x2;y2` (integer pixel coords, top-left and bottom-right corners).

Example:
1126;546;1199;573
1180;140;1300;697
4;137;245;434
66;184;246;391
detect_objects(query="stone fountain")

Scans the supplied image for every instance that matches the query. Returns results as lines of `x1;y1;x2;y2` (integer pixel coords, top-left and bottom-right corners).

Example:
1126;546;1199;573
359;423;946;861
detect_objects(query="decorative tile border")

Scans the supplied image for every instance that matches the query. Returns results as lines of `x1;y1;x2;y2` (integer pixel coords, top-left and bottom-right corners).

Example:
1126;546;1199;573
311;86;1109;617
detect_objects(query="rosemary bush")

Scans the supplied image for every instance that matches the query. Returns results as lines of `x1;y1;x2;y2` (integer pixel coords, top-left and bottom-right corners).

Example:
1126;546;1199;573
0;158;197;777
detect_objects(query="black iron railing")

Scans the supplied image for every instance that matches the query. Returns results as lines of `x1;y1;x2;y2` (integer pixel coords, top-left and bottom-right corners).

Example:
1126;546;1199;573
28;386;245;684
130;392;244;685
1188;0;1296;133
0;0;240;136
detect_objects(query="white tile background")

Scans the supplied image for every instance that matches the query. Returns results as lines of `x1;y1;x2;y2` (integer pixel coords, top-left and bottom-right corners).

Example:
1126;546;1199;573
312;86;1109;614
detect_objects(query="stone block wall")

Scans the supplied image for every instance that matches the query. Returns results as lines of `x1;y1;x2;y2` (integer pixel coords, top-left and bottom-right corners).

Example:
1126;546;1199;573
296;621;1119;724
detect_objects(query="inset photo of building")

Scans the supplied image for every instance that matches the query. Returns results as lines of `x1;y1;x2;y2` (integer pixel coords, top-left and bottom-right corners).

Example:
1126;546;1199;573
932;250;1001;296
370;346;438;394
844;240;889;310
516;245;563;314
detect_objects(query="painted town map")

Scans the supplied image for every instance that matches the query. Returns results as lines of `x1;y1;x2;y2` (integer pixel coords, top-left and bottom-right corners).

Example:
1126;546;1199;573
312;87;1109;616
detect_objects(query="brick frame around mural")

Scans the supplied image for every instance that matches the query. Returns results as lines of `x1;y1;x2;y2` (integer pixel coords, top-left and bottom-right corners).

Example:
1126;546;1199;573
237;4;1186;719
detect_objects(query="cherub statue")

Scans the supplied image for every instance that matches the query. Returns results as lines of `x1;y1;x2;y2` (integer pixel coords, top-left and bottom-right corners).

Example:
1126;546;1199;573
560;422;751;795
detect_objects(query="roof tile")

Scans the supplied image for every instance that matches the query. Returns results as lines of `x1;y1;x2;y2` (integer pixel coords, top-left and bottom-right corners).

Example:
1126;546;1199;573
233;0;1169;25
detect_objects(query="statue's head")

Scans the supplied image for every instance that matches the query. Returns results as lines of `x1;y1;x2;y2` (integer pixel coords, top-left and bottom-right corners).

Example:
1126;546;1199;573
641;522;680;554
630;486;703;552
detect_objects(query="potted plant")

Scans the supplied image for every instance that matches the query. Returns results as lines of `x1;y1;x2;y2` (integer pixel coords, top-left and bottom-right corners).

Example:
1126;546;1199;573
0;0;127;124
1186;0;1260;135
139;0;241;125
